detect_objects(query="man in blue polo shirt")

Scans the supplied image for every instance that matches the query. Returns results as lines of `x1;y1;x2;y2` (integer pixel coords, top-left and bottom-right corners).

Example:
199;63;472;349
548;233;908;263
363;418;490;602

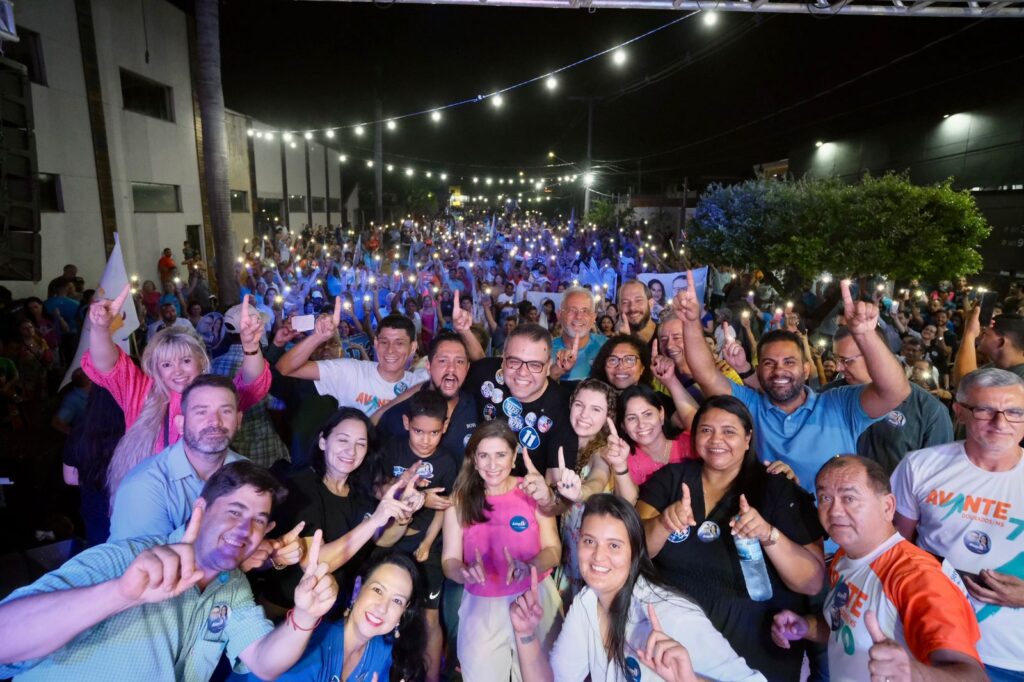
550;287;607;381
676;274;910;491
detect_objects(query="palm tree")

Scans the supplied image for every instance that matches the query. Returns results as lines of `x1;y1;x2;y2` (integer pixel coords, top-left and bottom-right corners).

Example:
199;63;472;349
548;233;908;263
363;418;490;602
195;0;239;304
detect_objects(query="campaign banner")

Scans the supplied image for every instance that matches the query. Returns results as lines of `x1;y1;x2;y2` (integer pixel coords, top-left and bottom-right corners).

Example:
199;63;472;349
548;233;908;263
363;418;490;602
638;267;708;318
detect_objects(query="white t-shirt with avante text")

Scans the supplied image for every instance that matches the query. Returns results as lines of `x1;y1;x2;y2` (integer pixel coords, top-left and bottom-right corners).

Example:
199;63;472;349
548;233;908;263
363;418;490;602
892;441;1024;670
314;357;428;417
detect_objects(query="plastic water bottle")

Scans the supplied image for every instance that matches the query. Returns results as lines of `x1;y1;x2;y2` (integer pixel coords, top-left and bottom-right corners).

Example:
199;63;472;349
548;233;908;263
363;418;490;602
734;534;773;602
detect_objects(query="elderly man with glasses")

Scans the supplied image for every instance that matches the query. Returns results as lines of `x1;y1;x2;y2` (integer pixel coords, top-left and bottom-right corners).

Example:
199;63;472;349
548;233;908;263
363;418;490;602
550;287;607;381
893;367;1024;682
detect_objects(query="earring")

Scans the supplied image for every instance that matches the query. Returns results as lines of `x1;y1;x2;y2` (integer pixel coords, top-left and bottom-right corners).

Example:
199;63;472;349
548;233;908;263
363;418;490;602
393;626;400;639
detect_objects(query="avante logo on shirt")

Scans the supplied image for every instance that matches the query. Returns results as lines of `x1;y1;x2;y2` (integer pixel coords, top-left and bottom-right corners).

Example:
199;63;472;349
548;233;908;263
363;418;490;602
624;656;642;681
355;393;393;412
510;515;529;532
925;489;1024;539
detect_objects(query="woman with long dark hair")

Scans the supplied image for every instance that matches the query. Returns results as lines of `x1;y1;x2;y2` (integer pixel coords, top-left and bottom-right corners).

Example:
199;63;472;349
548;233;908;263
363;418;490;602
511;494;764;681
636;395;824;681
441;420;562;682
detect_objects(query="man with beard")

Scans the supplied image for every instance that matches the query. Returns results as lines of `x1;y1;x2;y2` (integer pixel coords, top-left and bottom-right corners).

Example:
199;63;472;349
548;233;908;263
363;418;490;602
109;374;250;541
617;279;658;346
550;287;607;381
677;274;909;492
375;331;478;458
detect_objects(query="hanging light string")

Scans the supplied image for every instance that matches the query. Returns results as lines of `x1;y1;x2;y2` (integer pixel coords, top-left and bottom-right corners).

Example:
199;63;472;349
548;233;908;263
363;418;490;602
248;12;698;138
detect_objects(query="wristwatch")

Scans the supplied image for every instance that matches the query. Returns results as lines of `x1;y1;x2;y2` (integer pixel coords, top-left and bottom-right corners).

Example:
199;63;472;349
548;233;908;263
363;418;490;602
763;526;780;547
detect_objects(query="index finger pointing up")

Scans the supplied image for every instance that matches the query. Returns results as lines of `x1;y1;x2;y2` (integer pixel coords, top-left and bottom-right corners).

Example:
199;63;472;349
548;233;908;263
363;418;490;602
530;564;538;595
647;602;664;633
304;529;323;576
241;293;250;321
281;520;306;544
681;482;692;509
453;289;460;311
112;283;132;312
332;296;342;325
521;446;540;475
557;446;566;472
572;333;580;354
606;417;619;438
686;269;697;300
840;279;854;308
182;502;204;544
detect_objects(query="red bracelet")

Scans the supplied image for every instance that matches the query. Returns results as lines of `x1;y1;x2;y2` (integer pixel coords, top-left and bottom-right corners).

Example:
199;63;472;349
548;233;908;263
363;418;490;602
286;609;322;632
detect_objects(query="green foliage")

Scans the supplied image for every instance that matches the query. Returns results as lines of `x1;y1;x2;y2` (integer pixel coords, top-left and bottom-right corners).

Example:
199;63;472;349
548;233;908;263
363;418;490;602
689;172;990;282
585;199;634;229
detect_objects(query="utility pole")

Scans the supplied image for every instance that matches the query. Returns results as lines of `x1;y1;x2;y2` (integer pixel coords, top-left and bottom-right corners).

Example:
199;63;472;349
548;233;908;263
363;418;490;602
323;145;331;227
304;138;313;230
568;95;601;221
374;98;384;226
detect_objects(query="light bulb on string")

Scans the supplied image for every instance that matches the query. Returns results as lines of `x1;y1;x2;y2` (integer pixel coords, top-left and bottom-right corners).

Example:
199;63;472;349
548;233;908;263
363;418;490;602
304;132;313;140
492;94;504;108
354;125;365;136
545;76;558;90
283;132;293;142
386;119;397;131
431;110;442;122
325;129;335;139
703;11;718;26
612;49;627;66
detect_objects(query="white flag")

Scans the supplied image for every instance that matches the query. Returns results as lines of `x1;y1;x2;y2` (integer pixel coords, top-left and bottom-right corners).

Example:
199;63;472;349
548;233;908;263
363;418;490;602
61;233;140;388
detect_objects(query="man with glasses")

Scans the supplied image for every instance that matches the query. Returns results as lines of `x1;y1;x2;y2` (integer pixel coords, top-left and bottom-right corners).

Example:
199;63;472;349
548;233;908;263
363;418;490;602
550;287;607;381
463;322;578;477
821;326;952;475
892;368;1024;681
677;274;910;493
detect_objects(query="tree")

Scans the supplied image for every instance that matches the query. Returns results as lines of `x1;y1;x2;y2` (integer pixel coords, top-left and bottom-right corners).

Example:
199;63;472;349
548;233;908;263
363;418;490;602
688;172;990;283
195;0;239;304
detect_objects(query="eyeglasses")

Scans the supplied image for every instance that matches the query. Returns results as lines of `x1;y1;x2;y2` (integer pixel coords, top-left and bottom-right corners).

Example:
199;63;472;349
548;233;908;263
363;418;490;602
606;354;640;368
564;306;594;316
504;356;547;374
957;403;1024;423
835;354;863;367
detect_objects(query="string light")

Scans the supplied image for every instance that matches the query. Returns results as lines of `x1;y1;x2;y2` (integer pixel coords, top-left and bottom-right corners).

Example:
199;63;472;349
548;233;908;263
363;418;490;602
492;94;504;108
386;119;397;130
354;125;365;136
545;76;558;90
303;132;313;140
612;49;627;66
431;110;442;122
325;129;335;139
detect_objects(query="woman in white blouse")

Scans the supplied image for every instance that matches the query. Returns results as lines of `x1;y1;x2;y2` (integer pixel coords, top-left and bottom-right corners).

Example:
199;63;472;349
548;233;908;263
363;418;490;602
509;494;766;682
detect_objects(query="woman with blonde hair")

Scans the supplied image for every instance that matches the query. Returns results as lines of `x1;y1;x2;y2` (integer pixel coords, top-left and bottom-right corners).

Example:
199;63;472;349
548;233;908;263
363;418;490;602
82;286;270;496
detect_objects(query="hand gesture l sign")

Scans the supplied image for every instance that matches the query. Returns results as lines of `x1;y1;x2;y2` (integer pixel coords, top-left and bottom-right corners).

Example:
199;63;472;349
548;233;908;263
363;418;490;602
268;520;306;569
729;494;772;542
461;548;487;585
90;284;131;331
118;502;204;604
509;565;544;637
313;296;342;338
293;530;339;622
504;545;530;585
635;603;698;682
660;483;696;535
603;418;631;473
452;289;473;333
864;610;913;682
841;279;880;336
670;270;700;324
238;295;264;353
555;334;580;374
519;446;553;505
554;446;583;502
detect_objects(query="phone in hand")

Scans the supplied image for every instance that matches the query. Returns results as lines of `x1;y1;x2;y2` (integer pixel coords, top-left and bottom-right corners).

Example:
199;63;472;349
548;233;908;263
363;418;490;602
292;314;315;333
979;291;999;327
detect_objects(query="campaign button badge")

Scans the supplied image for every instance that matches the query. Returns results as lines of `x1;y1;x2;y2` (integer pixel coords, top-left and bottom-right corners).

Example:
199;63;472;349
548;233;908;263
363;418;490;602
963;530;991;555
483;403;497;420
503;397;523;417
510;515;529;532
524;412;538;427
507;415;525;431
481;381;494;399
518;426;541;450
491;388;504;404
393;381;408;396
537;415;554;433
697;521;721;543
667;527;691;544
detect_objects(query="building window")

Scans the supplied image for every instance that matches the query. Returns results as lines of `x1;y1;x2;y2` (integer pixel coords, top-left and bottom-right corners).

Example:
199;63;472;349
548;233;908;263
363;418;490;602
258;197;284;226
120;69;174;122
132;182;181;212
329;198;341;212
230;190;248;213
287;194;306;212
4;28;46;85
311;196;326;212
38;173;62;212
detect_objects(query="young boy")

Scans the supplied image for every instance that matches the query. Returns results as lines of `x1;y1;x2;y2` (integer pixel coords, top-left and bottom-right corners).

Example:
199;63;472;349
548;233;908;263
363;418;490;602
378;389;457;682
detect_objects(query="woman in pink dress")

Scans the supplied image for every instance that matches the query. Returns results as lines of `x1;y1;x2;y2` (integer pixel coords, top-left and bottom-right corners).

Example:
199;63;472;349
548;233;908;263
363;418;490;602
82;287;271;497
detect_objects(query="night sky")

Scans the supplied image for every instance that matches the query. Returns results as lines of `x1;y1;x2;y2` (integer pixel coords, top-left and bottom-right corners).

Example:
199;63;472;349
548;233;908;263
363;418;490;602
220;1;1023;190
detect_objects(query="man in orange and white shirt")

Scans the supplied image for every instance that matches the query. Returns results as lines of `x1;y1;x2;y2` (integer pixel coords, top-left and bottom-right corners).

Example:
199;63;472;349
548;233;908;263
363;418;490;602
772;455;985;682
893;367;1024;681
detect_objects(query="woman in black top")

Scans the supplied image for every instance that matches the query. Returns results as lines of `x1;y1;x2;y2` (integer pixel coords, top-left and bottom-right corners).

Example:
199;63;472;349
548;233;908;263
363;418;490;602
264;407;425;615
636;395;826;682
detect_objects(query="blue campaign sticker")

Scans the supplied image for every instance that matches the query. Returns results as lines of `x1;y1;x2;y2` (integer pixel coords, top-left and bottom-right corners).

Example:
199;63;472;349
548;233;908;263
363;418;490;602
490;388;504;404
483;403;497;421
886;410;907;428
416;462;434;479
667;526;691;544
624;655;642;681
510;515;530;532
392;465;407;478
518;426;541;450
963;530;991;555
537;415;554;433
503;397;523;417
524;412;538;427
393;381;409;396
463;433;473;447
495;368;505;385
481;381;495;399
697;520;721;543
508;415;525;432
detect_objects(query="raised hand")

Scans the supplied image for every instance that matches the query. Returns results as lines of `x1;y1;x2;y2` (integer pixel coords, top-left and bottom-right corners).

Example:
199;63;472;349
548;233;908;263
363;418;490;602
293;530;338;623
117;502;204;604
635;603;698;682
764;460;799;485
239;295;264;353
313;296;342;339
452;289;473;333
661;483;697;535
729;494;773;542
89;284;131;331
268;520;306;569
602;418;631;474
865;610;913;682
615;312;631;335
771;610;809;649
964;302;982;338
670;270;701;324
519;446;554;506
555;334;580;375
721;339;751;374
651;339;680;387
841;279;879;336
554;446;583;502
461;548;487;585
509;565;545;636
504;545;530;586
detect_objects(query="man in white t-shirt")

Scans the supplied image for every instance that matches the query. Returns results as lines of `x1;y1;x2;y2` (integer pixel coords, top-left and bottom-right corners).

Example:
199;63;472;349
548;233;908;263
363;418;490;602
892;367;1024;681
773;456;984;682
275;297;428;417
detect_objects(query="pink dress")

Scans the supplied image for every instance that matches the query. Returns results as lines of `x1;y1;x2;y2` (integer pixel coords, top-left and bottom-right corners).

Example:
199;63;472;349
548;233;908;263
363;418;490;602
462;479;552;597
628;434;696;486
82;348;271;453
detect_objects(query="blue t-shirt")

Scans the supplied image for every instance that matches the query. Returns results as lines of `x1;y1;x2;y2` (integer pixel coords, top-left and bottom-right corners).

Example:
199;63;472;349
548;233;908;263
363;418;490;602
551;333;608;381
729;382;881;493
233;621;393;682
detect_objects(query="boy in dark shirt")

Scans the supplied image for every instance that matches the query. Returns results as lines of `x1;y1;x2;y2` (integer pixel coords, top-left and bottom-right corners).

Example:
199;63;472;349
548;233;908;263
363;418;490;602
378;390;455;682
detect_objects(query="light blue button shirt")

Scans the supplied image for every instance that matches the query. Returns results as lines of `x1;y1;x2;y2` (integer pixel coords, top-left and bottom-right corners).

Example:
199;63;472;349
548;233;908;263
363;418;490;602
109;440;247;541
730;382;880;493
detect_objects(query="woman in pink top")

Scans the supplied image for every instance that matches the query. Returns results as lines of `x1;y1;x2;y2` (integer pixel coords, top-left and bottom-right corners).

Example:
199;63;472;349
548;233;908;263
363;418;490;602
442;421;561;682
82;287;271;497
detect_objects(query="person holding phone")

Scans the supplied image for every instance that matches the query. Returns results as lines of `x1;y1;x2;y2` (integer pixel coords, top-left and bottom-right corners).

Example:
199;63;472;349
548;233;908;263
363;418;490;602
953;306;1024;385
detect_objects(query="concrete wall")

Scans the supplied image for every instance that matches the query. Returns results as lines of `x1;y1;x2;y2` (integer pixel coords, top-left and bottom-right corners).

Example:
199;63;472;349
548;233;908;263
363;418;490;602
226;110;254;245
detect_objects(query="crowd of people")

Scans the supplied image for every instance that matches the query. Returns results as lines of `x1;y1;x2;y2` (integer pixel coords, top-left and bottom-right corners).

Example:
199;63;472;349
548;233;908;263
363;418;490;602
0;209;1023;682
